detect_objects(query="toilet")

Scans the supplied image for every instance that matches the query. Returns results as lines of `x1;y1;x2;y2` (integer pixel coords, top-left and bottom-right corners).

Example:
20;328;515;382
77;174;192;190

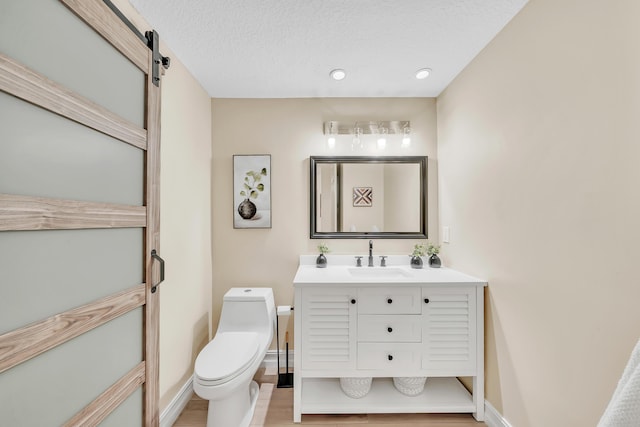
194;287;276;427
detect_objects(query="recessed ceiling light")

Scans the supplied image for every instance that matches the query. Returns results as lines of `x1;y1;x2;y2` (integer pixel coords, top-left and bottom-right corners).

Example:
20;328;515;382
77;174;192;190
330;69;346;81
415;68;432;80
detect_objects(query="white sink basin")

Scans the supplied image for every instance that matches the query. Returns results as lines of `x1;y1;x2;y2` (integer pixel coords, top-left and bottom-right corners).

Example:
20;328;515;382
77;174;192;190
347;267;413;278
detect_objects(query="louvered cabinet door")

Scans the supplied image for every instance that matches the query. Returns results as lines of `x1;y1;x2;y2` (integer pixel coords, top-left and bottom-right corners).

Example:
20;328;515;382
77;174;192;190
300;287;357;370
422;287;477;375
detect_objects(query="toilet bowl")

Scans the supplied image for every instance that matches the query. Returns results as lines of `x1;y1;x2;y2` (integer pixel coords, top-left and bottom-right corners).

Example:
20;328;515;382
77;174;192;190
194;288;276;427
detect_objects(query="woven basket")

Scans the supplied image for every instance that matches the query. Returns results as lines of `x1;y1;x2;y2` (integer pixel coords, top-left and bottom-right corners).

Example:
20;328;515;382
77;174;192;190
339;377;372;399
392;376;427;396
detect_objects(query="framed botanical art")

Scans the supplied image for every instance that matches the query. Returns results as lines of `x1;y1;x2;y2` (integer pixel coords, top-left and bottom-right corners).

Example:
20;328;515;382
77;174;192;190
233;155;271;229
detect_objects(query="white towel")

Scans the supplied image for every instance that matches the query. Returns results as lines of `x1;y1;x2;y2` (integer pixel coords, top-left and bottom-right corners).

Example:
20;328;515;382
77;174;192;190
598;338;640;427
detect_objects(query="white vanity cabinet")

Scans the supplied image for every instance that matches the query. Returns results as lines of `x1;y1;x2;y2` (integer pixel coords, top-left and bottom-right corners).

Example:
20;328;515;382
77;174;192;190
293;259;487;423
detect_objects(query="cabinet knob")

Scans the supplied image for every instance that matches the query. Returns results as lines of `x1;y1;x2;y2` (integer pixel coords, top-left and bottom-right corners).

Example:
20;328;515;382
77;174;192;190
350;299;356;304
388;355;393;361
387;327;393;333
387;298;393;304
424;298;430;304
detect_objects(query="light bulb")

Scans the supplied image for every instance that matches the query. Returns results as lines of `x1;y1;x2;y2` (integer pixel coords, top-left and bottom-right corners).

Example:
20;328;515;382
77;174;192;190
352;127;362;151
377;126;387;149
402;127;411;147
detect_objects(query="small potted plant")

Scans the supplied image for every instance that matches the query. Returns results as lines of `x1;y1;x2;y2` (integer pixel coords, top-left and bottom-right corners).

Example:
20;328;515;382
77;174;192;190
316;243;330;268
427;243;441;268
410;243;427;269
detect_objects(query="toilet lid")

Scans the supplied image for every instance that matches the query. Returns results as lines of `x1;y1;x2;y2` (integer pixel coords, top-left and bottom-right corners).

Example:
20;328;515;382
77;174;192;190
195;332;259;383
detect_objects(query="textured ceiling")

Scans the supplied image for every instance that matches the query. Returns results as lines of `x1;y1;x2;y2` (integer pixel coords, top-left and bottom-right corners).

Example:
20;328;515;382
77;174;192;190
128;0;528;98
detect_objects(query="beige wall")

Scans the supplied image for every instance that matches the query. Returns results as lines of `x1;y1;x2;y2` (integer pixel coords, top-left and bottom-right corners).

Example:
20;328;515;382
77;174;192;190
211;98;437;337
156;53;212;412
437;0;640;425
112;1;213;413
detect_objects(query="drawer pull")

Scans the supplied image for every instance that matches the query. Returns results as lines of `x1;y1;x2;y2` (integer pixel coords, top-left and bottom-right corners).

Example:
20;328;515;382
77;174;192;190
351;299;356;304
387;327;393;333
424;298;430;304
387;298;393;304
388;354;393;361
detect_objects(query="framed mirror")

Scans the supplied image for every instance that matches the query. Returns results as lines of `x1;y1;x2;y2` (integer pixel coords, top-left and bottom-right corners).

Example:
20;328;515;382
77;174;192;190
310;156;427;239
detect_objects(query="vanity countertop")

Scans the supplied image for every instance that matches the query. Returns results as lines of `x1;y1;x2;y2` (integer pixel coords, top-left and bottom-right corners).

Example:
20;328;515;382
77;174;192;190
293;255;487;287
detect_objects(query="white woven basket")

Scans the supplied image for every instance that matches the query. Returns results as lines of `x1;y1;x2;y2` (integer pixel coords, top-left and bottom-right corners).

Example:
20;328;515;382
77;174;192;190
339;377;372;399
392;376;427;396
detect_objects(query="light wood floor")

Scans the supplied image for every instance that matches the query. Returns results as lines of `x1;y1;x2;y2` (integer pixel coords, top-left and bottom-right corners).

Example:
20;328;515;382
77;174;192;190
173;369;487;427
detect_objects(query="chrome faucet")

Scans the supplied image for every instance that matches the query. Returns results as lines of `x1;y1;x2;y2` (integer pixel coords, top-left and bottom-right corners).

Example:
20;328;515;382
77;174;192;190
368;240;374;267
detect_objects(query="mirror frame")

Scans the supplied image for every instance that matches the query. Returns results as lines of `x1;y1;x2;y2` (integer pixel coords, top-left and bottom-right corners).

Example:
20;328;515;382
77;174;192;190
310;156;428;239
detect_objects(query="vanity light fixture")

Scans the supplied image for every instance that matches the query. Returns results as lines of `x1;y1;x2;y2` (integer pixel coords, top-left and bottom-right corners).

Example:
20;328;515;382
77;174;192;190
322;121;410;150
401;126;411;148
415;68;431;79
330;69;346;81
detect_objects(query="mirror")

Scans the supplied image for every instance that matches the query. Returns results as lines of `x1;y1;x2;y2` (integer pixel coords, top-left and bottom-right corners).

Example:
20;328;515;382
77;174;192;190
310;156;427;239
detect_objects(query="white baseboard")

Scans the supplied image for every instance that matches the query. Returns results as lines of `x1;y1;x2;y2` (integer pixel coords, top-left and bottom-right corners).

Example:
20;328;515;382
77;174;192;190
160;374;194;427
485;400;512;427
262;349;295;369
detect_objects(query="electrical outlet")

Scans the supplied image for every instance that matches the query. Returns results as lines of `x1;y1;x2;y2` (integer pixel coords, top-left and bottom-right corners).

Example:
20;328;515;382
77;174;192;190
443;226;450;243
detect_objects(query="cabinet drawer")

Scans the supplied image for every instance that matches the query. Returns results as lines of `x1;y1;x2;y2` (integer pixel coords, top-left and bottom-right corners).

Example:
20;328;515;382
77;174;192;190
357;287;421;314
357;343;421;370
357;315;421;342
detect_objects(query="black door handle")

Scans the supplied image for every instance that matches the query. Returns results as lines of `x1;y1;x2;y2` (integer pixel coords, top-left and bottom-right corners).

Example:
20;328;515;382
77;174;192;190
351;299;356;304
387;327;393;333
388;354;393;361
387;298;393;304
150;249;165;293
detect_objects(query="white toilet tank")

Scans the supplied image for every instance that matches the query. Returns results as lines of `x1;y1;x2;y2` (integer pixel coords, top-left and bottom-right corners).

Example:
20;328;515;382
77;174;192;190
217;288;276;335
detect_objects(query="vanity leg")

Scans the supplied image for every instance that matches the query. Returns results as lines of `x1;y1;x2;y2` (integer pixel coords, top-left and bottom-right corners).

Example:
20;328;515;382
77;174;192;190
293;383;302;423
473;286;485;421
472;375;485;421
293;290;302;423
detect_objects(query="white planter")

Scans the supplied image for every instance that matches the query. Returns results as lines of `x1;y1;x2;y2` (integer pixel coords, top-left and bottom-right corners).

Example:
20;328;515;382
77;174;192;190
393;377;427;396
339;377;372;399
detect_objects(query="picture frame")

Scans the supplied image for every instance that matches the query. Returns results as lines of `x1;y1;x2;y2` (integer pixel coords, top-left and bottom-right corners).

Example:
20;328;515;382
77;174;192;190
233;155;271;229
353;186;373;207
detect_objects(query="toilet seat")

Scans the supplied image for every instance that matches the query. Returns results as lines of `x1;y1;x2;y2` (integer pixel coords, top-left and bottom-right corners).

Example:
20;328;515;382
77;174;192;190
194;332;260;387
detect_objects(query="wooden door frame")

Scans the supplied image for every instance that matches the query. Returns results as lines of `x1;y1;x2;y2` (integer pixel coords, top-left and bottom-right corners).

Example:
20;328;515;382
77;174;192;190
144;24;162;427
0;0;163;424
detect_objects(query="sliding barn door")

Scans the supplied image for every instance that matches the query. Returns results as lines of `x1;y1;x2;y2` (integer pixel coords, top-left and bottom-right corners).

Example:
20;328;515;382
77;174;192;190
0;0;162;425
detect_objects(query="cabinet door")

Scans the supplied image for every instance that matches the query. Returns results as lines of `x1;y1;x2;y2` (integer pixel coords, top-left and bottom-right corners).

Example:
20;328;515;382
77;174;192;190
300;287;357;370
422;287;477;375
